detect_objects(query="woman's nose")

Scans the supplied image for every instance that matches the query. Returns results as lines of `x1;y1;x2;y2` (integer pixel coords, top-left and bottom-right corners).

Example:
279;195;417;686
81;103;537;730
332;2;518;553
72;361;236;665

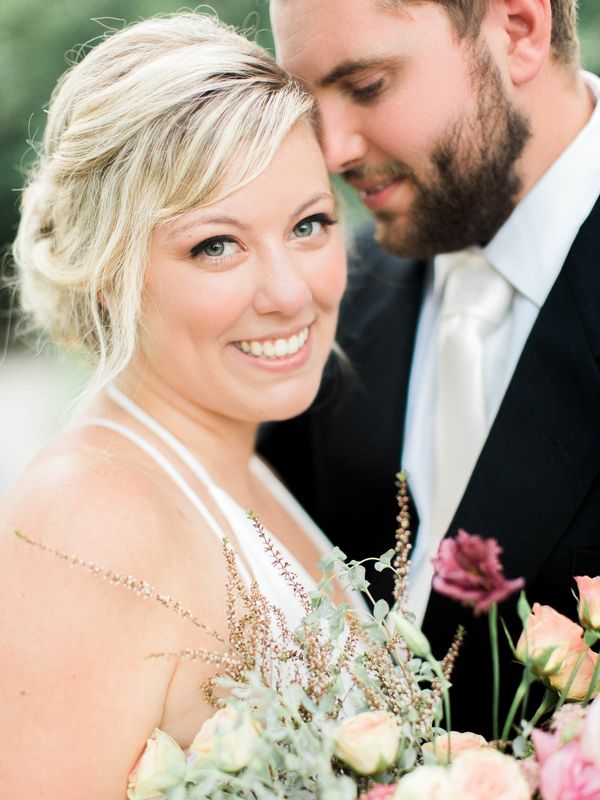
253;253;313;317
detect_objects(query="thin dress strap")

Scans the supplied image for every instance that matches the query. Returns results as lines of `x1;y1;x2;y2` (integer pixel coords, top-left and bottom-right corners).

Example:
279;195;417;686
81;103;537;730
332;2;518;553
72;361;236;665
107;385;217;488
75;414;253;587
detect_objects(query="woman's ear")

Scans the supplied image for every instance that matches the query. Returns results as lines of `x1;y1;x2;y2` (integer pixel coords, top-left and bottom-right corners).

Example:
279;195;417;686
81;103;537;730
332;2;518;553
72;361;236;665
485;0;552;86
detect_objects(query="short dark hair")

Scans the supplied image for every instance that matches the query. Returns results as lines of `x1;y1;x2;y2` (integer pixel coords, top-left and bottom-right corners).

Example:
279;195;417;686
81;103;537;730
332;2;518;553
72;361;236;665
381;0;579;66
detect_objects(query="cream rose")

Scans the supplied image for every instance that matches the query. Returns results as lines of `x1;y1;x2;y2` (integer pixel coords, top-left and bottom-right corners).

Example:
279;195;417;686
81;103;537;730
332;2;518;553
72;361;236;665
189;705;259;773
392;765;457;800
450;748;531;800
575;575;600;631
516;603;586;676
422;731;489;764
127;728;187;800
333;710;401;776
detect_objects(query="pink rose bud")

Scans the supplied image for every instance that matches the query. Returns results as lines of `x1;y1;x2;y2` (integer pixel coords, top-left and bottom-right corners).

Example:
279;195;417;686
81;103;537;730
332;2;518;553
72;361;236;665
127;728;186;800
422;731;489;764
333;710;401;776
575;575;600;631
449;748;531;800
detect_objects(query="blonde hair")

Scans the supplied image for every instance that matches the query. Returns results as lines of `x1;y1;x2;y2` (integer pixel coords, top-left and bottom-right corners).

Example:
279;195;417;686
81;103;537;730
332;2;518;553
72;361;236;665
13;13;316;392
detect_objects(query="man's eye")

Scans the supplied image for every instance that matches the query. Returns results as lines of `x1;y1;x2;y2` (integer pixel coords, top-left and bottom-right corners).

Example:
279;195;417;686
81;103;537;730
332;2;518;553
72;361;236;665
292;213;337;239
350;77;385;102
190;236;239;259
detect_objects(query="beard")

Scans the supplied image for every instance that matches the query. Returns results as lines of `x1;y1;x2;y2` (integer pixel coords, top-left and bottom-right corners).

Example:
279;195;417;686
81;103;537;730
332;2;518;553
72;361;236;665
345;45;532;259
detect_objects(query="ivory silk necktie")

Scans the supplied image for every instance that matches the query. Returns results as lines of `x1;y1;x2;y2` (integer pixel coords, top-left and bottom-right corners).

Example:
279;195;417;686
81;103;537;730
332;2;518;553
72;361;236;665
432;250;514;544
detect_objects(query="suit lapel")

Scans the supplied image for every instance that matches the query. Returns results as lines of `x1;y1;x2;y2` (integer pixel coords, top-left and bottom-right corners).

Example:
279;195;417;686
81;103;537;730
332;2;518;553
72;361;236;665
441;193;600;589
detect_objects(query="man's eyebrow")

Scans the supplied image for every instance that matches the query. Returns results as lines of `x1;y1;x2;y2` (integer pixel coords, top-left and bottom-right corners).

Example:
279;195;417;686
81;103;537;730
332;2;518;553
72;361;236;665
319;57;396;88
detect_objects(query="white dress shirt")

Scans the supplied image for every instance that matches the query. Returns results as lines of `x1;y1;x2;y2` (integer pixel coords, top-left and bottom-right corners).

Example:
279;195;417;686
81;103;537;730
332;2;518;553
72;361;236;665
403;71;600;625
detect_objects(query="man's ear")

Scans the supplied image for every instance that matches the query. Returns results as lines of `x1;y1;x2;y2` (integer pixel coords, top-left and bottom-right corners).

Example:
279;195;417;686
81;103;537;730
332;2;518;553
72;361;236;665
485;0;552;86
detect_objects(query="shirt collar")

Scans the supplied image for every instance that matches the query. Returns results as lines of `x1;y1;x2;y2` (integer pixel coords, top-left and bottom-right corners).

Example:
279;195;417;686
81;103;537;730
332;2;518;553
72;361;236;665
434;71;600;306
484;71;600;307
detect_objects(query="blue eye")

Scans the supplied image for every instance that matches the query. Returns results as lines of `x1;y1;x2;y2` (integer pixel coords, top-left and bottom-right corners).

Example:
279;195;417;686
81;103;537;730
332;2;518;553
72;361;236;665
292;213;337;239
190;236;239;260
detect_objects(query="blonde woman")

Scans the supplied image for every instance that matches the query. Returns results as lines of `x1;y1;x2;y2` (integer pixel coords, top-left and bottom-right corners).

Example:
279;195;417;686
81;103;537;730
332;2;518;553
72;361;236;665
0;14;347;798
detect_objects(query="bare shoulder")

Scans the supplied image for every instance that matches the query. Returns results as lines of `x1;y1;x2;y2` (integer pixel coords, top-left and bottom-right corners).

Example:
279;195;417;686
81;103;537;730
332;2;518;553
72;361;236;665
0;424;230;631
0;428;230;798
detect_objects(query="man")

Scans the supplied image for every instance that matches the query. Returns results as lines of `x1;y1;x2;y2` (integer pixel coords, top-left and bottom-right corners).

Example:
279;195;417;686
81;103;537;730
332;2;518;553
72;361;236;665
260;0;600;734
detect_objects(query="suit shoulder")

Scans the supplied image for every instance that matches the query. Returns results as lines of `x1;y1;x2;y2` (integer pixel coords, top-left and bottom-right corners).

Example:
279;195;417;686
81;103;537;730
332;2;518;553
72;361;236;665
348;223;424;286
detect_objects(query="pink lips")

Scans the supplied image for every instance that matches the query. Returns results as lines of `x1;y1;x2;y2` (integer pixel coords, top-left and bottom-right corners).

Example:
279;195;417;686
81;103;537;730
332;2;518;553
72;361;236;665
358;178;404;211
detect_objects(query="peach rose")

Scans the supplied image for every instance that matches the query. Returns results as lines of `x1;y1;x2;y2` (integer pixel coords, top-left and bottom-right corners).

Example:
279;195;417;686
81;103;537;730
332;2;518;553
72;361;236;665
450;748;531;800
548;647;600;701
516;603;586;676
575;575;600;631
127;728;186;800
333;710;401;776
422;731;489;764
392;765;457;800
189;705;259;773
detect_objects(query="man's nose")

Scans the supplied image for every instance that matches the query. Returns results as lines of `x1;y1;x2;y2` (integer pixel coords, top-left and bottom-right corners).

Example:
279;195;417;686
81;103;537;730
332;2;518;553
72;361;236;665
253;252;313;317
319;100;367;174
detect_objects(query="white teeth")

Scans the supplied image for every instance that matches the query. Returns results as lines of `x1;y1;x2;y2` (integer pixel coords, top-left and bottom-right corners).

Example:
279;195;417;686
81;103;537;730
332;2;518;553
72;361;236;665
236;326;309;360
365;179;396;195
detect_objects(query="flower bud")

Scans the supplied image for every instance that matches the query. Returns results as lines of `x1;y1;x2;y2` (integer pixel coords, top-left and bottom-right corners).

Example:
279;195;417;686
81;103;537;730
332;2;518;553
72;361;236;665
575;576;600;631
127;728;186;800
189;705;259;773
390;613;432;659
333;710;400;776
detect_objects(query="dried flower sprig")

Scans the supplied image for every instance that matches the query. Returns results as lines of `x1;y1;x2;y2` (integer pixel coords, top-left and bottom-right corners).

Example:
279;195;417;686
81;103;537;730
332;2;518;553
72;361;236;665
13;529;226;643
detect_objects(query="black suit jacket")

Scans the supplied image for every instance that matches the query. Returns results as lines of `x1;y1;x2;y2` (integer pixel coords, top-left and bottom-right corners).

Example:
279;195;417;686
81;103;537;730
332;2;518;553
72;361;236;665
259;195;600;735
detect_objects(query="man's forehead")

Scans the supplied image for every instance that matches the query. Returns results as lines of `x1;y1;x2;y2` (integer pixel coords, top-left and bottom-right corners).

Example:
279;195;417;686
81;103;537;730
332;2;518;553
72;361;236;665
271;0;408;81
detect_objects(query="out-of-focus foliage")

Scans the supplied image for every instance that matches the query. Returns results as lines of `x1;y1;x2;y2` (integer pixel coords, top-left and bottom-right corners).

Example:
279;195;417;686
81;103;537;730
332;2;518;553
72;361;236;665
1;0;599;334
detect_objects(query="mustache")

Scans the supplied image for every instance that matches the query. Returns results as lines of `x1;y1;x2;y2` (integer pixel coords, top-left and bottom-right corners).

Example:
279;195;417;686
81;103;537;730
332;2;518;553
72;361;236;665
342;161;415;183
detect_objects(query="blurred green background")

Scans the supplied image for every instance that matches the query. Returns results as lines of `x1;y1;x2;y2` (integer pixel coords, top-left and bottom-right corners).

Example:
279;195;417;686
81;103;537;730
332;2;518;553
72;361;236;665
1;0;599;342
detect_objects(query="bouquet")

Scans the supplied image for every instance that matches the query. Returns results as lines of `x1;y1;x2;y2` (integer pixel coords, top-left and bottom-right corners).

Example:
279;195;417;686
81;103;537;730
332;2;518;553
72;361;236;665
16;476;600;799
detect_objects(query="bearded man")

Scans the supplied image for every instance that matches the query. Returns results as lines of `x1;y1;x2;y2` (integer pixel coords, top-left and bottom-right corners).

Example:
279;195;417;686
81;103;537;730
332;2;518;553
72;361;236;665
259;0;600;734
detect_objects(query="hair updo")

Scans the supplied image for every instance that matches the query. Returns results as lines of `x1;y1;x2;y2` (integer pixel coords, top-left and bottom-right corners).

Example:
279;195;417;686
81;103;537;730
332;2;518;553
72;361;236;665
13;13;316;391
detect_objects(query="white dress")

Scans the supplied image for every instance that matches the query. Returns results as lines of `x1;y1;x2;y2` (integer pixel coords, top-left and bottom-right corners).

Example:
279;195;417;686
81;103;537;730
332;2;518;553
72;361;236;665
79;384;345;629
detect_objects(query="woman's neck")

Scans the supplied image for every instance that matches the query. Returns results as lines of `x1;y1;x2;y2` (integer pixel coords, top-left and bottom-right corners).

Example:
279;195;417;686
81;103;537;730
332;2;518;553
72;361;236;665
113;370;259;484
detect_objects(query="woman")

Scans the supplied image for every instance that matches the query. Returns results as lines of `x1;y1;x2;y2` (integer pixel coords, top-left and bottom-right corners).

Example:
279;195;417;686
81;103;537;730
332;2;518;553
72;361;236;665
0;13;347;798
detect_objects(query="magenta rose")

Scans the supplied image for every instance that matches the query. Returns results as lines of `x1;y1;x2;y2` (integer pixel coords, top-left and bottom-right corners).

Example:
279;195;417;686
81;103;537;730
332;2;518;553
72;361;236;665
432;530;524;614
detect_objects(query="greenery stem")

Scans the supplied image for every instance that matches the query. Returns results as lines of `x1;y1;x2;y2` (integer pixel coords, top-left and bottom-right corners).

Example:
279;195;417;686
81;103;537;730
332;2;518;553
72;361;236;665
584;650;600;704
555;652;586;713
429;658;452;760
529;688;556;729
501;675;530;742
489;603;500;741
